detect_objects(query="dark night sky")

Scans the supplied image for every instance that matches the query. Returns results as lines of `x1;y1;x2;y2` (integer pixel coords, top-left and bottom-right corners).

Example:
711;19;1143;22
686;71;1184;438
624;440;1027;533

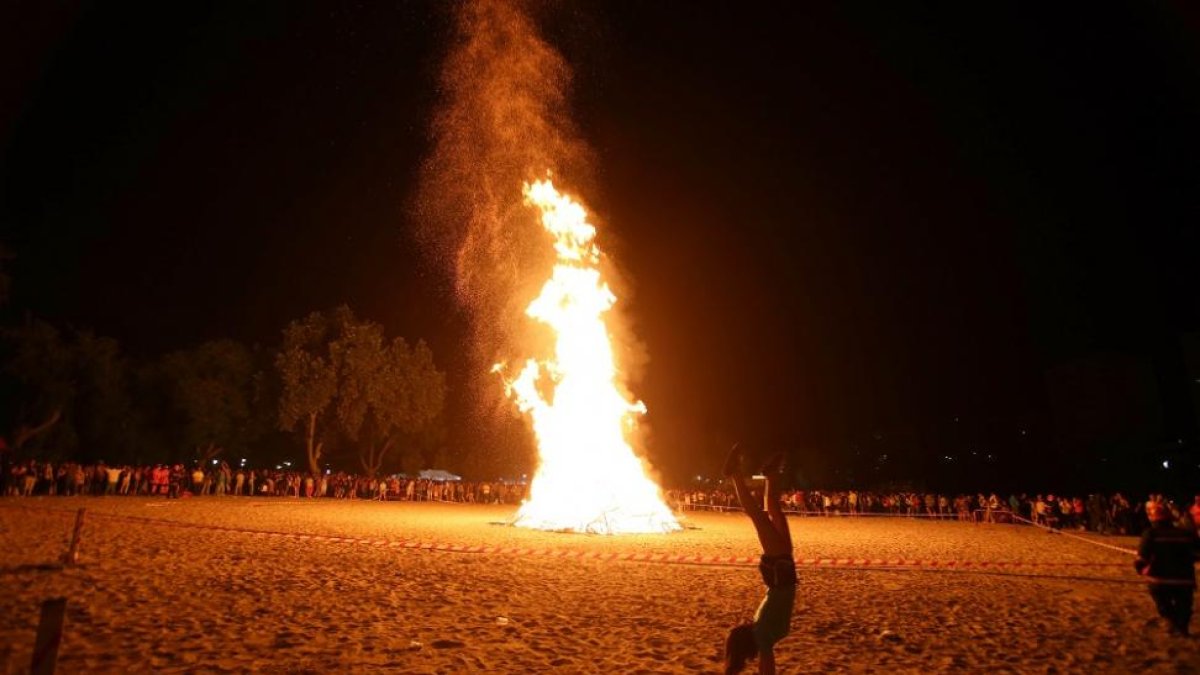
3;1;1199;484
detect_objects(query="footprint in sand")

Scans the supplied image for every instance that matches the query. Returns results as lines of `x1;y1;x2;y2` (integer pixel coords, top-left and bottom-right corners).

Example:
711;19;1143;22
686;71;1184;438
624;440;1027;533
431;639;465;649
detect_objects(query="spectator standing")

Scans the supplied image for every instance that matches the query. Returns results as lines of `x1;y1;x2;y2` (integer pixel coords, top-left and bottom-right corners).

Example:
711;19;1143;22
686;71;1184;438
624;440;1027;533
92;464;107;495
104;465;121;495
1135;501;1200;635
1112;493;1132;534
41;462;55;495
167;464;183;498
72;464;86;496
20;463;36;496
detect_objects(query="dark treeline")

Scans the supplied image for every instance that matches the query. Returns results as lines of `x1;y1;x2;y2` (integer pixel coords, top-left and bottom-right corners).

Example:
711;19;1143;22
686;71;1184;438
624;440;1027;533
1;250;1195;494
0;303;447;480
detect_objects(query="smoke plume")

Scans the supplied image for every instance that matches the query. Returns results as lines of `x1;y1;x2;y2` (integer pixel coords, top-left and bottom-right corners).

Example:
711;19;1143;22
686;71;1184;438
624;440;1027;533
415;1;595;407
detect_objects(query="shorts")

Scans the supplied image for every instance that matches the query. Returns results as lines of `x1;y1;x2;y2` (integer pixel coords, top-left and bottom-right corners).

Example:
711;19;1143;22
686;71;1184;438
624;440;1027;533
759;554;798;588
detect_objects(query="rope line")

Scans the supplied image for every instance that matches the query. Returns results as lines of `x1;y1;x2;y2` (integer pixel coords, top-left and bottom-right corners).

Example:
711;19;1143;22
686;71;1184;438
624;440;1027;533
86;510;1137;570
0;502;1132;572
1007;512;1138;556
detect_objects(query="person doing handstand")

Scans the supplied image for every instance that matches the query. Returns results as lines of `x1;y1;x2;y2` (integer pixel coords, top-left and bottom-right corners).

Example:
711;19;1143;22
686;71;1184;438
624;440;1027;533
723;444;796;675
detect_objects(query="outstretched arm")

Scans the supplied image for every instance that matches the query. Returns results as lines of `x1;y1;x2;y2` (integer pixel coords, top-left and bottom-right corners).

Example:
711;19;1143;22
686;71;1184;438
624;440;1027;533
759;453;793;554
762;477;792;552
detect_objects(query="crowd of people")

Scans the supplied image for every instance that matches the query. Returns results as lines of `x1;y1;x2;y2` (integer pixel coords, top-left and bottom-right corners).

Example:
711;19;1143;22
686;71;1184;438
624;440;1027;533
5;458;1198;537
666;488;1200;536
1;459;528;505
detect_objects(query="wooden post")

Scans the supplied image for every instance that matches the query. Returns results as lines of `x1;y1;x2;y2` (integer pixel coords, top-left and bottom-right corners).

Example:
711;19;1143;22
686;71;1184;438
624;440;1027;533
30;597;67;675
63;508;85;566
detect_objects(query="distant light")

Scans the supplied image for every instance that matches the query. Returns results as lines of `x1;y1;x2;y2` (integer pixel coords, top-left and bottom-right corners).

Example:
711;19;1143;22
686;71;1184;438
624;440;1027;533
1163;460;1170;469
1020;430;1027;436
275;464;282;470
695;474;703;481
325;469;331;475
212;459;218;465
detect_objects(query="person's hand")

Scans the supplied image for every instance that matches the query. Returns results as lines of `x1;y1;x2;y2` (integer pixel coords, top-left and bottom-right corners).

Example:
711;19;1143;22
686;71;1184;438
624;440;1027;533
722;444;742;477
760;452;785;475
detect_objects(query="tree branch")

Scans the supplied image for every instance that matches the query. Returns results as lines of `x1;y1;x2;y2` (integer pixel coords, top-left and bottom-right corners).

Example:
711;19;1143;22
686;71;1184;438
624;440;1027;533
13;409;62;449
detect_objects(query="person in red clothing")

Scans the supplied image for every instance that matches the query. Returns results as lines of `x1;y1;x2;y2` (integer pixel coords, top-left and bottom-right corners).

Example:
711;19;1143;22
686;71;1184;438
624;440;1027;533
1072;497;1086;530
154;465;169;495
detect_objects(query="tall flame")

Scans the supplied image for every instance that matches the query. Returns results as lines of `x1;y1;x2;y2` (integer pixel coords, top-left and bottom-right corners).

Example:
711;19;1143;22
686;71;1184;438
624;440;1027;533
497;178;681;534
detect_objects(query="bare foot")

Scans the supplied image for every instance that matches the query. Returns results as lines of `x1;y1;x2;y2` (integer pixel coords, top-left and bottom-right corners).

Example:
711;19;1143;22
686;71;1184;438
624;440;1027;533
722;444;742;477
760;452;785;475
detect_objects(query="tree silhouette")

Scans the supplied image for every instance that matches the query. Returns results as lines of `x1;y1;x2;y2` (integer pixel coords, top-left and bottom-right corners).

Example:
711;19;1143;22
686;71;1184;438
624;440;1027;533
276;306;447;476
158;339;257;464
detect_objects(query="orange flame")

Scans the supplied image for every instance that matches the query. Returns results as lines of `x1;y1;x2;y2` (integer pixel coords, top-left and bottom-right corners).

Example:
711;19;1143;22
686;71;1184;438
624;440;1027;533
496;178;680;534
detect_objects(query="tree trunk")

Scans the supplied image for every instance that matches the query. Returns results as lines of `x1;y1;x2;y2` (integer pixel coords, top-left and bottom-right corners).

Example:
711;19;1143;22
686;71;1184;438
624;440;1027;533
199;442;222;464
360;450;376;479
306;411;323;475
358;437;394;480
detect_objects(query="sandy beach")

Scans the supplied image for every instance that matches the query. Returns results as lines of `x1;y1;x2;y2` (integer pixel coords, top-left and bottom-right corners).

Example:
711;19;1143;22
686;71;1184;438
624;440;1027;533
0;497;1195;673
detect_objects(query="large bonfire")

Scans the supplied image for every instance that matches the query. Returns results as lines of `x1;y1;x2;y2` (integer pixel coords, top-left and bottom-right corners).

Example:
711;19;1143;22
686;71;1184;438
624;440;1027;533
496;178;680;534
